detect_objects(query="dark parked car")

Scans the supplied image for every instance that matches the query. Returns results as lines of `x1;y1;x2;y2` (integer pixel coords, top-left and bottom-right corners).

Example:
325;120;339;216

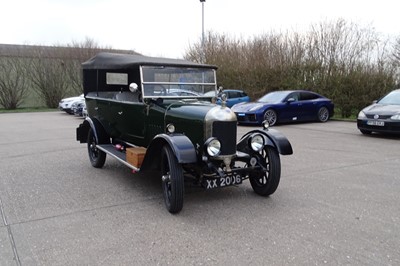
231;90;334;126
205;89;250;108
76;52;293;213
357;89;400;135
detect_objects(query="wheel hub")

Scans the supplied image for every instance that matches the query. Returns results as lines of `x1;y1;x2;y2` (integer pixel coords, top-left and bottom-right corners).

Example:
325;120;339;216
162;174;171;182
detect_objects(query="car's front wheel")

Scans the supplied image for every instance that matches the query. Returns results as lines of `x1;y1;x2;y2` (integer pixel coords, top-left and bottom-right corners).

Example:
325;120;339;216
249;147;281;196
263;109;278;126
317;106;330;122
161;145;184;214
87;128;106;168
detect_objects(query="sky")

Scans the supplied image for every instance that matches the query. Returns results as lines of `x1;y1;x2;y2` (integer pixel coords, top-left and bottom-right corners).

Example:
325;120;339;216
1;0;399;59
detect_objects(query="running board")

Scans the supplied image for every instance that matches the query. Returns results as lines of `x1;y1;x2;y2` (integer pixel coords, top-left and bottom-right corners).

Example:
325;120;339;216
96;144;140;172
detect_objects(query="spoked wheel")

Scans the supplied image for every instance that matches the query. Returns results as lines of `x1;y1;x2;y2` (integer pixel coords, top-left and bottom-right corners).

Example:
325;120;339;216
161;145;184;213
264;109;277;126
317;106;329;122
87;128;106;168
249;147;281;196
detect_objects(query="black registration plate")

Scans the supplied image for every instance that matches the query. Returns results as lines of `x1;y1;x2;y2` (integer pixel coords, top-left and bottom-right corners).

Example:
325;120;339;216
202;173;243;189
367;120;384;126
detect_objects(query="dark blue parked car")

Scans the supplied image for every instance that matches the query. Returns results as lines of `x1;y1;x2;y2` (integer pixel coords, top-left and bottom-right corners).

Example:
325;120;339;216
232;90;334;126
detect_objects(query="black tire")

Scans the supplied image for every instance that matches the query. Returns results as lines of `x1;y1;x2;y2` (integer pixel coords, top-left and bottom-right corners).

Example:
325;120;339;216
360;129;372;135
317;106;330;122
249;147;281;196
263;109;278;126
87;128;106;168
161;145;184;214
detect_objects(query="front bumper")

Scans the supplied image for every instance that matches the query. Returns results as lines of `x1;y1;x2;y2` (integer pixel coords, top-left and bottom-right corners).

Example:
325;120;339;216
357;119;400;134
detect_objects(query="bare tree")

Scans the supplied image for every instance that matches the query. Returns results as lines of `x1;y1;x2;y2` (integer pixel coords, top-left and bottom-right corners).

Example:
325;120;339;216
185;20;397;117
0;48;31;109
393;37;400;62
305;19;396;116
63;37;115;95
26;39;124;108
27;46;70;108
392;37;400;88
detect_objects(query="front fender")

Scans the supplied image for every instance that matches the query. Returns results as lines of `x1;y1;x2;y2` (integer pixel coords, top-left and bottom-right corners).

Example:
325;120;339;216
140;133;197;171
237;128;293;155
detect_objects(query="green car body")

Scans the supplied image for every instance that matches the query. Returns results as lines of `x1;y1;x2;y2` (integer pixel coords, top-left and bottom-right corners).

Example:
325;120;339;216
76;52;293;213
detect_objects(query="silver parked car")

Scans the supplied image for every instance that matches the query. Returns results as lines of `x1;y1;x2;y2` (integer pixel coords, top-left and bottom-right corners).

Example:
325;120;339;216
59;94;84;114
357;89;400;135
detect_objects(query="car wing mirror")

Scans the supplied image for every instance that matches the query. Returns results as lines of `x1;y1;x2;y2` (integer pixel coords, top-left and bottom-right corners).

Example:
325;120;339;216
286;98;295;103
129;83;139;93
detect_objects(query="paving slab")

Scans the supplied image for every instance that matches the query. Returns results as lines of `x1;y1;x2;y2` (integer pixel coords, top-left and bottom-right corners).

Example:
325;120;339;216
0;226;16;266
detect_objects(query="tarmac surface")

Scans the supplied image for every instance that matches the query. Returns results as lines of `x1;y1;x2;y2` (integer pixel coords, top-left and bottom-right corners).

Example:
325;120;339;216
0;112;399;265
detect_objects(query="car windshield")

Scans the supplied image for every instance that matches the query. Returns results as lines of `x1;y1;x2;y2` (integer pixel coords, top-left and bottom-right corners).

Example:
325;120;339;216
258;91;290;103
378;90;400;105
141;66;217;98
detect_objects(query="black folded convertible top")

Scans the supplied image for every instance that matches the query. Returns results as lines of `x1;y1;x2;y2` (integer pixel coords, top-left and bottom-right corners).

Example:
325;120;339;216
82;52;217;70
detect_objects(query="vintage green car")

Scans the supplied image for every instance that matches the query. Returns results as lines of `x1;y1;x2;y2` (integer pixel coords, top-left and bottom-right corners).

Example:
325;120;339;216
76;52;293;213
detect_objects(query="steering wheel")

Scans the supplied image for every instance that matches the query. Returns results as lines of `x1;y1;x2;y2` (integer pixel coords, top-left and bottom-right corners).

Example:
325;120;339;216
159;85;167;96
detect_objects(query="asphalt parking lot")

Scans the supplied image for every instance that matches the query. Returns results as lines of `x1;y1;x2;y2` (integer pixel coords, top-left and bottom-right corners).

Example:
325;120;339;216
1;112;399;265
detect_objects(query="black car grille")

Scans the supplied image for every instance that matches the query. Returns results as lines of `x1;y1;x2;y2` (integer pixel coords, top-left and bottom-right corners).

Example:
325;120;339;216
366;114;392;119
236;114;257;122
212;121;236;155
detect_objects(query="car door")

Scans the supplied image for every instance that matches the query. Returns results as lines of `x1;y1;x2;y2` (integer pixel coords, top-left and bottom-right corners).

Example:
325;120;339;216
298;92;319;121
226;91;240;107
111;92;147;146
118;102;147;146
95;94;120;137
280;92;302;122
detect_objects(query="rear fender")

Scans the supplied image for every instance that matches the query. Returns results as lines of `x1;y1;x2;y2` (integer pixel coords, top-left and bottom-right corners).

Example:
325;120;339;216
237;128;293;155
140;133;197;171
76;117;110;144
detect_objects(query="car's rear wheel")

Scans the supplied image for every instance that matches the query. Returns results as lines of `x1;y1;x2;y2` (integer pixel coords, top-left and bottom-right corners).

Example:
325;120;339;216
263;109;277;126
249;147;281;196
161;145;184;214
87;128;106;168
317;106;330;122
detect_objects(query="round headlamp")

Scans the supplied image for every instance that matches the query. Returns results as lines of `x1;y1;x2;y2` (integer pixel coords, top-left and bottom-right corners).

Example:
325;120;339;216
262;120;270;130
250;134;264;152
205;138;221;157
166;123;175;133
